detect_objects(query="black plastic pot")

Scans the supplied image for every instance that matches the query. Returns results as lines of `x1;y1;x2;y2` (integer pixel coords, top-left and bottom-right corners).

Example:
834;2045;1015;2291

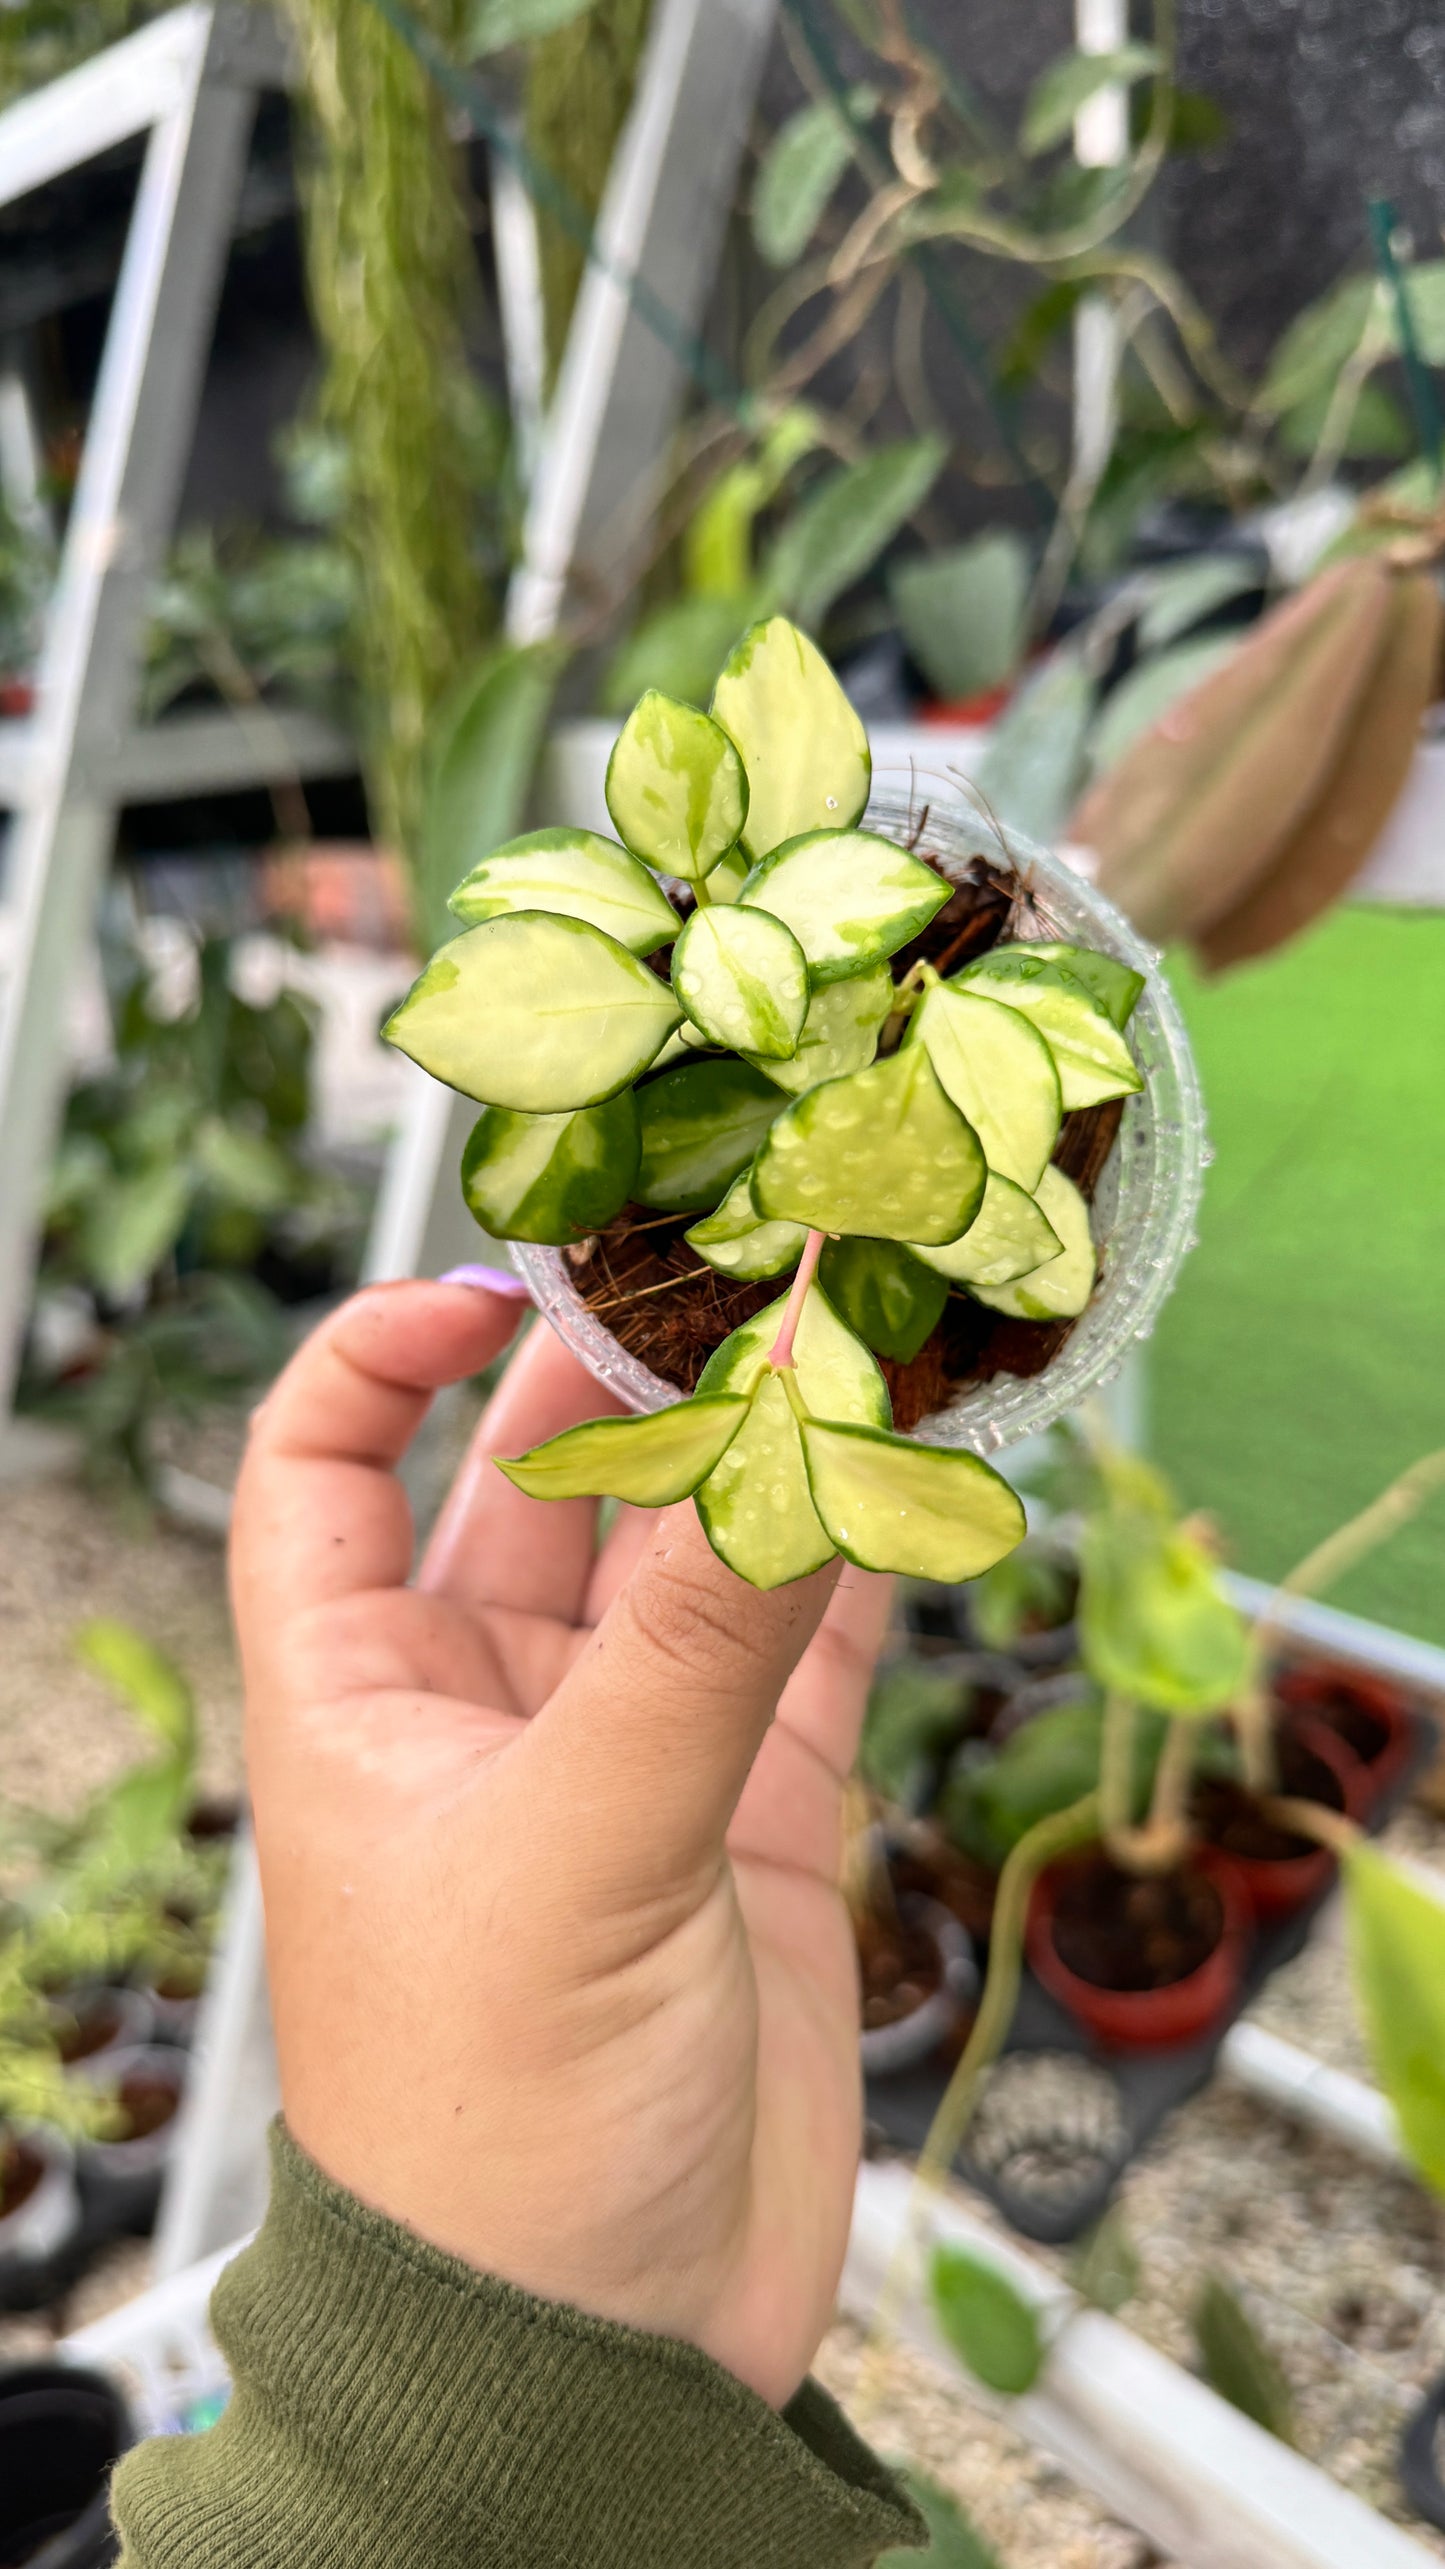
0;2132;83;2313
1400;2375;1445;2534
0;2361;131;2567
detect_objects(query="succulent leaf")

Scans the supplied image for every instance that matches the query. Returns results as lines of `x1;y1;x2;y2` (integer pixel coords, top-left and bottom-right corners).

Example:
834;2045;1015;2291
604;691;749;882
987;940;1143;1030
496;1394;749;1505
968;1165;1095;1319
460;1095;640;1245
912;1171;1062;1289
698;1281;890;1425
446;827;680;955
911;982;1062;1190
801;1419;1026;1580
672;904;809;1058
383;914;682;1112
748;963;892;1094
956;952;1143;1110
711;616;870;858
751;1047;986;1245
819;1236;948;1362
740;827;949;984
696;1371;838;1588
685;1171;806;1280
633;1059;783;1211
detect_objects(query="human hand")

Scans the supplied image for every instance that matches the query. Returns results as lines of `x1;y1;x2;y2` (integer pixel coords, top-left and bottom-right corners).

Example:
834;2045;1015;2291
231;1276;892;2409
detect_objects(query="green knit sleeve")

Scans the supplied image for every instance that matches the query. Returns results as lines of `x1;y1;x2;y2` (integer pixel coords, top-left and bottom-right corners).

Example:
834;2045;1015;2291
112;2125;926;2568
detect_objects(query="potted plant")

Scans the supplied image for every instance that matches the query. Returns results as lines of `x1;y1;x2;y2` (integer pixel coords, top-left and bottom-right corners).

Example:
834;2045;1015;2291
75;2043;187;2234
0;2360;132;2569
0;1942;110;2309
385;614;1200;1587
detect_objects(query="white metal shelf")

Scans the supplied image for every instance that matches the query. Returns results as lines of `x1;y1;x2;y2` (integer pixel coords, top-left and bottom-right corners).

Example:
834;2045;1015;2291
0;700;355;808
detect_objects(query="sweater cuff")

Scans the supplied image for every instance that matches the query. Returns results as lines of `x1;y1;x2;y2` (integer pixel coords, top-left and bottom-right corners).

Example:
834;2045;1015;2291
113;2124;925;2569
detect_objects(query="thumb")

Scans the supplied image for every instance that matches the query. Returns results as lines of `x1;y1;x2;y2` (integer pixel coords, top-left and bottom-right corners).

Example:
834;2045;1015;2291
526;1500;839;1900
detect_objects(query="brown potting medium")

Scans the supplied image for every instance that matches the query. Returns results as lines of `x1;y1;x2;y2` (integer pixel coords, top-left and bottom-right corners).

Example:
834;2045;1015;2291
573;856;1126;1429
858;1915;945;2033
0;2140;43;2221
1195;1733;1347;1863
54;1997;124;2066
113;2073;178;2145
1049;1856;1225;1994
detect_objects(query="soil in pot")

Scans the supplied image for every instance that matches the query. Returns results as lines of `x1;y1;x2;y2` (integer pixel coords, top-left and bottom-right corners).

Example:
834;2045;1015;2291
0;2137;43;2225
1193;1720;1363;1921
184;1796;241;1846
887;1824;998;1943
1272;1660;1414;1810
50;1988;149;2069
568;858;1127;1431
858;1910;944;2035
111;2068;181;2146
1028;1847;1247;2052
857;1893;976;2075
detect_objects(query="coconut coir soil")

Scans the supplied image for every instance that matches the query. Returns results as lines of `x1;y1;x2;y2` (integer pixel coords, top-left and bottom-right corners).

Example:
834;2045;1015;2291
572;854;1125;1432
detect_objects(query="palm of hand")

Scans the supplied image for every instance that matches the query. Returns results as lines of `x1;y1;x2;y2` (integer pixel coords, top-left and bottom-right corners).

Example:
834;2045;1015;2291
235;1288;891;2409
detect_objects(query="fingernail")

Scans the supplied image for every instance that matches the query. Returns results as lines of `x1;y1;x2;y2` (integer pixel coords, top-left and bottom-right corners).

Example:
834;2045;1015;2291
438;1262;531;1299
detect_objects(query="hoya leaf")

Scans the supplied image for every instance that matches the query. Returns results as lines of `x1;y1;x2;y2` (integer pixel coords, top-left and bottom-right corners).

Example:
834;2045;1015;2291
1344;1842;1445;2193
801;1420;1026;1581
604;692;748;882
956;954;1142;1110
460;1094;639;1245
740;827;949;985
1020;43;1163;156
707;847;750;903
496;1394;749;1506
911;983;1061;1191
711;617;870;860
751;1047;985;1245
685;1172;805;1280
672;904;809;1058
760;437;947;632
1079;1499;1250;1716
819;1236;948;1362
912;1172;1063;1289
698;1282;890;1426
888;532;1030;706
447;827;680;955
602;595;756;716
696;1371;837;1589
968;1166;1095;1321
931;2241;1044;2395
633;1059;783;1211
749;963;893;1094
988;940;1143;1030
384;914;682;1113
751;92;866;269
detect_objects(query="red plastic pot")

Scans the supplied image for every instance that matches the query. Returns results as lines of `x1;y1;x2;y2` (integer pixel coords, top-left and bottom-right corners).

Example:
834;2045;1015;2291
1198;1717;1367;1923
1273;1660;1415;1817
1026;1845;1249;2054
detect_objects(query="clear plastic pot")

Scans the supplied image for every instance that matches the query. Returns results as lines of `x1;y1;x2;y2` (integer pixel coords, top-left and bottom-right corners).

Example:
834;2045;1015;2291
510;793;1206;1456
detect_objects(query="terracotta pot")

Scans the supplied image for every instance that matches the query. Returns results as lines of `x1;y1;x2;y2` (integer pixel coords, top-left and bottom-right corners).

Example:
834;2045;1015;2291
859;1897;978;2077
1273;1660;1415;1816
1197;1717;1367;1923
1027;1846;1249;2054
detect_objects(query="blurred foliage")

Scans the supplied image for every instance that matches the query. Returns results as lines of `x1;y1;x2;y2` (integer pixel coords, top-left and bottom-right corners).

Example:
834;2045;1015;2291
1192;2275;1296;2443
930;2240;1044;2396
1078;1445;1251;1719
0;495;52;680
878;2468;1000;2568
1067;2205;1141;2314
968;1540;1075;1652
0;0;169;103
860;1657;968;1805
520;0;652;384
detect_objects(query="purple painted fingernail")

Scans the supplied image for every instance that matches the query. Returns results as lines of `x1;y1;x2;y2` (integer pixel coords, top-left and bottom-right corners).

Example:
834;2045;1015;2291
438;1263;532;1299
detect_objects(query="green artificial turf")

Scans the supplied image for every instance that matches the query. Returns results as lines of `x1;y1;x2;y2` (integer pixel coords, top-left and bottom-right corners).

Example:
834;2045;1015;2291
1150;906;1445;1648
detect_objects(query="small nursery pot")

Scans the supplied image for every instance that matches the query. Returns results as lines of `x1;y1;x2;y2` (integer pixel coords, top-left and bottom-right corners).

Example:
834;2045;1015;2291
0;2129;82;2310
1027;1846;1249;2054
1194;1717;1367;1923
0;2360;132;2569
1400;2371;1445;2537
76;2045;186;2234
1272;1659;1415;1817
144;1963;208;2048
859;1895;978;2077
51;1984;153;2072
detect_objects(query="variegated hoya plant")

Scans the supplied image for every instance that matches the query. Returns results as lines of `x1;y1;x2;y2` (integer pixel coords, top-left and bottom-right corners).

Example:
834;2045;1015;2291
385;616;1148;1592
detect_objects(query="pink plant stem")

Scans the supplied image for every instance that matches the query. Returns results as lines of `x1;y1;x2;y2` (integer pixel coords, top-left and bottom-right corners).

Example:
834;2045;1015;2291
768;1229;827;1370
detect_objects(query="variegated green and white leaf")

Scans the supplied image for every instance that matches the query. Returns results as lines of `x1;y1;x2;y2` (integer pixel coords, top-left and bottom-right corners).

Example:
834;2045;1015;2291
740;828;948;985
751;1046;985;1245
912;1172;1062;1288
460;1094;639;1245
447;827;679;955
800;1420;1026;1580
749;963;892;1094
696;1372;837;1589
698;1281;890;1425
384;913;682;1112
496;1394;749;1505
604;691;748;882
911;982;1061;1191
988;940;1144;1031
711;616;870;859
957;952;1142;1110
633;1058;783;1211
969;1165;1096;1319
672;903;809;1058
819;1235;948;1361
685;1171;805;1280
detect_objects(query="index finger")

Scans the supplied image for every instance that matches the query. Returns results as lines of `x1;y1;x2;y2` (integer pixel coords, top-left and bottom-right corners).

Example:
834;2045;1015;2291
231;1280;527;1659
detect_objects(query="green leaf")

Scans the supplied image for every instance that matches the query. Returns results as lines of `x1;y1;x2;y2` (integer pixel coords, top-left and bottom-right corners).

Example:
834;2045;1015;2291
889;533;1030;704
685;1171;806;1280
802;1419;1025;1580
880;2470;1001;2569
751;92;872;269
967;652;1094;844
697;1370;838;1588
911;983;1061;1191
748;963;893;1095
1020;43;1163;155
447;828;680;956
740;828;948;985
1344;1841;1445;2192
421;642;566;945
698;1279;891;1423
942;1701;1117;1870
707;847;751;904
712;617;870;860
602;597;756;716
75;1620;194;1757
1192;2276;1295;2444
760;438;947;631
987;941;1143;1031
1068;2208;1141;2315
1135;555;1259;653
912;1170;1062;1289
496;1395;749;1505
1089;634;1236;776
955;953;1142;1111
384;914;682;1113
80;1162;192;1300
819;1236;948;1362
466;0;593;54
460;1095;639;1245
1079;1484;1250;1716
192;1119;295;1215
751;1046;986;1246
968;1165;1095;1321
633;1058;783;1211
1277;376;1412;463
684;409;826;599
930;2242;1045;2393
604;692;748;881
861;1659;969;1802
1259;275;1377;415
672;904;809;1058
